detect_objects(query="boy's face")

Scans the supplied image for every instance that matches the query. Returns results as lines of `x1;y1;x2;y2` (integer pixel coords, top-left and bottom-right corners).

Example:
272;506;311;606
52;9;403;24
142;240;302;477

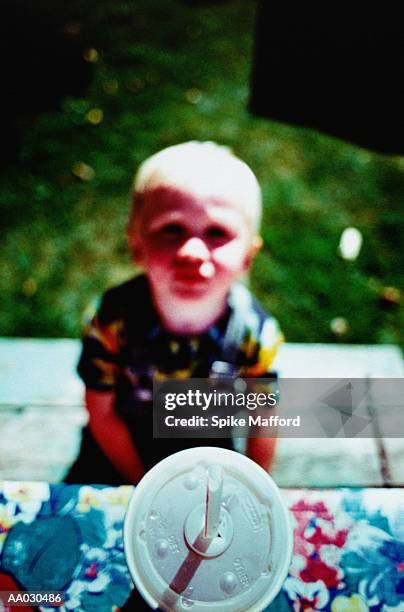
130;186;260;333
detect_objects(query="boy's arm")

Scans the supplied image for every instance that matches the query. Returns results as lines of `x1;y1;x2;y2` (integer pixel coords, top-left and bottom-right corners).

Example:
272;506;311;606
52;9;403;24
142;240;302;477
242;314;283;473
246;436;277;473
85;388;145;484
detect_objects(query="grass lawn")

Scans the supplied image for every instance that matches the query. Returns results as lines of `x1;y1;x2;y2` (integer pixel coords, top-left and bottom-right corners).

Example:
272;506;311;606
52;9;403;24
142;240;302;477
0;0;403;347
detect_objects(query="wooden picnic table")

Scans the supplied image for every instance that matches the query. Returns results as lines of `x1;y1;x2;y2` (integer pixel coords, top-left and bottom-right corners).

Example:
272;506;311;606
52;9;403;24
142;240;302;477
0;339;403;487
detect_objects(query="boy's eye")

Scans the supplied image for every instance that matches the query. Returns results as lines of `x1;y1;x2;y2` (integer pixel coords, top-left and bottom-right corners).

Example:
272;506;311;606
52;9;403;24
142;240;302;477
159;223;186;237
205;226;230;240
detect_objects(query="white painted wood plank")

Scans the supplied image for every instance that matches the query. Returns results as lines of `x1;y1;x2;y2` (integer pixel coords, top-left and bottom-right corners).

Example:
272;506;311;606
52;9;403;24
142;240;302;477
271;438;383;487
0;338;83;405
272;343;404;378
0;405;87;481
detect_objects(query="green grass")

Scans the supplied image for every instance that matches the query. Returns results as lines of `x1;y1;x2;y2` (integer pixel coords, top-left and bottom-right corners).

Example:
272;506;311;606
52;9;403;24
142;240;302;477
0;0;403;346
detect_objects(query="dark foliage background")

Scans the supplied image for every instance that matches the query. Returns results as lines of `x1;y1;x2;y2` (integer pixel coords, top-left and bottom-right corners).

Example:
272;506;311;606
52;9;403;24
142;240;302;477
0;0;403;346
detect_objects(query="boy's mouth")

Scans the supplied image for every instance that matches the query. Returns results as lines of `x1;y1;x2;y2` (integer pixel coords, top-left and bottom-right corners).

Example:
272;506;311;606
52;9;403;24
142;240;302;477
171;268;215;296
174;262;215;283
174;271;209;284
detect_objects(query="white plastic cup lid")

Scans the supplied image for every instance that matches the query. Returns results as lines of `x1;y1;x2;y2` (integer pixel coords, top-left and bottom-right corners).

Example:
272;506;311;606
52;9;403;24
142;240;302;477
124;447;292;611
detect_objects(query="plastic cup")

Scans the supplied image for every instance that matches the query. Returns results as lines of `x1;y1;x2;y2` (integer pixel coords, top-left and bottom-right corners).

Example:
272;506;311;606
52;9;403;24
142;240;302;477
124;447;292;611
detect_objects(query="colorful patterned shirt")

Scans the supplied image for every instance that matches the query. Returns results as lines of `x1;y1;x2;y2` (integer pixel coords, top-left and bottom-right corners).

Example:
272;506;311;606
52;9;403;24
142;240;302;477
77;274;283;469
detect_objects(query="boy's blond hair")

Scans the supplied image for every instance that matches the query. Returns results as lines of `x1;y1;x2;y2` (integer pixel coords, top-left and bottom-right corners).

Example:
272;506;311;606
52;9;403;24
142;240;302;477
130;141;262;234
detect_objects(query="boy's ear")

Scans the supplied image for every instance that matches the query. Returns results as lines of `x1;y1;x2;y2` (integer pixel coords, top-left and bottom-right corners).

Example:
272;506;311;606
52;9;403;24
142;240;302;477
243;235;263;270
251;235;263;255
127;226;144;265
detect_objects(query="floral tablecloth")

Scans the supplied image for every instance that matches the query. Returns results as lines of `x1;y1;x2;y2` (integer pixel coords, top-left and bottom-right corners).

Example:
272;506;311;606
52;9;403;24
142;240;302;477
0;483;402;611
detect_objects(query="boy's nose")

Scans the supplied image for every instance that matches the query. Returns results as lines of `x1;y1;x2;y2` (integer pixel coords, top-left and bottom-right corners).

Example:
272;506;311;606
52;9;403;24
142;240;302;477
176;237;210;261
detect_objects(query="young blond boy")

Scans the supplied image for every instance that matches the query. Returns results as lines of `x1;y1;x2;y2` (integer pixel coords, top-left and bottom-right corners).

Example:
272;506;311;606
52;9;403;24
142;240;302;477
66;141;283;484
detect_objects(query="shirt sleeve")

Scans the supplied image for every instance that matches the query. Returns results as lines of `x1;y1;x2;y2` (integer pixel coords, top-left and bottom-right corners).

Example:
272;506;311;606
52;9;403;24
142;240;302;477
77;292;124;391
240;315;284;377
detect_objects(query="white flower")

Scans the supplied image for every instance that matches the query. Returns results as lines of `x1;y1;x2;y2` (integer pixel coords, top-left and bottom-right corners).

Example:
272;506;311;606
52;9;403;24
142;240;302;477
77;487;102;513
320;544;343;567
3;482;49;520
284;577;329;610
